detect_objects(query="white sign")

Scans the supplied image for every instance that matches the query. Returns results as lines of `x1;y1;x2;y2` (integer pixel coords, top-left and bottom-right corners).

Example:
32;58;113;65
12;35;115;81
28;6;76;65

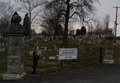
59;48;77;60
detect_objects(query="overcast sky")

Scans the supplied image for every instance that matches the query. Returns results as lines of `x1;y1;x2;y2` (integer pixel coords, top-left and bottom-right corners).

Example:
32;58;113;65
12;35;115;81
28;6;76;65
95;0;120;36
2;0;120;36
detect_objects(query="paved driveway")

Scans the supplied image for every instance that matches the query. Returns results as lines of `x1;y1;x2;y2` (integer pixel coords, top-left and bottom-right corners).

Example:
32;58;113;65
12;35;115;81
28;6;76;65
1;64;120;83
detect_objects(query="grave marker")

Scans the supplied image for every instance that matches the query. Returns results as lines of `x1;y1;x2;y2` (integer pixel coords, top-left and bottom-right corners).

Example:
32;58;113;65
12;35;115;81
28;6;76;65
37;50;42;57
44;47;47;51
2;48;5;52
42;57;46;64
37;46;39;51
49;56;56;60
29;51;34;56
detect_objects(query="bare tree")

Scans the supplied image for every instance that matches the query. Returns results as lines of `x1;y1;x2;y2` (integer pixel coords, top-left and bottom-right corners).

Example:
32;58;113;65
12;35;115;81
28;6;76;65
0;1;15;37
15;0;47;38
15;0;46;22
94;19;104;37
42;2;65;39
68;24;75;37
47;0;99;46
103;14;110;34
0;0;15;17
93;14;110;36
0;14;10;34
87;23;94;37
41;19;54;36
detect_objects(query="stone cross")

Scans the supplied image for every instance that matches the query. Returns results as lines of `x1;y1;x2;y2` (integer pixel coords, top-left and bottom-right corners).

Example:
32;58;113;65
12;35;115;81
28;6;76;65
3;12;28;80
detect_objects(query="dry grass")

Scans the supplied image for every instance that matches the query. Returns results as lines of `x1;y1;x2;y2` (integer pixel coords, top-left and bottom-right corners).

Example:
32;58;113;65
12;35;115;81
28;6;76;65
0;37;106;79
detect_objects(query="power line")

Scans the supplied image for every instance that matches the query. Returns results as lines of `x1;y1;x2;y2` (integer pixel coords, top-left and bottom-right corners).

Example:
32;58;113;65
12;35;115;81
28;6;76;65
113;6;120;43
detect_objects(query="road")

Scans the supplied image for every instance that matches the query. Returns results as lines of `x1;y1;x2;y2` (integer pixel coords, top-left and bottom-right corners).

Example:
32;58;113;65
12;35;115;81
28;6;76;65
1;64;120;83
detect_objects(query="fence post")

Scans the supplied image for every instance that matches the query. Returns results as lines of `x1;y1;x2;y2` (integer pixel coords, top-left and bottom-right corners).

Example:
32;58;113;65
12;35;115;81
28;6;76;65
32;52;37;74
100;47;102;64
60;60;62;68
32;52;39;74
2;12;27;80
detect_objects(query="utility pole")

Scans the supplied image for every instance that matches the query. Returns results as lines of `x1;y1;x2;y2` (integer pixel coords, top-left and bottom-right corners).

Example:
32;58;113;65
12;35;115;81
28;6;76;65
113;7;120;43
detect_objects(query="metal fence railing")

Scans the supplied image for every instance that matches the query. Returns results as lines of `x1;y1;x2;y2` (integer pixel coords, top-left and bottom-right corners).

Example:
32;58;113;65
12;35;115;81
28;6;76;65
31;47;103;74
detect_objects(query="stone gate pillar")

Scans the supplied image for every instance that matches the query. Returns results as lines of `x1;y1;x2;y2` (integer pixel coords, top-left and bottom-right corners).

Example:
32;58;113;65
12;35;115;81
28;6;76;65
3;12;27;80
103;29;114;64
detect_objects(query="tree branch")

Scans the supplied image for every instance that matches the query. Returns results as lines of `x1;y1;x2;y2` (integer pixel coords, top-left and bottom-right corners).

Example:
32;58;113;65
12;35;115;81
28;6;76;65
31;8;45;22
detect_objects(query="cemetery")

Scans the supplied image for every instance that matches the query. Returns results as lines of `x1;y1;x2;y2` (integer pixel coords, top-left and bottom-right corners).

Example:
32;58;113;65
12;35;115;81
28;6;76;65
0;33;120;80
0;0;120;82
0;13;118;79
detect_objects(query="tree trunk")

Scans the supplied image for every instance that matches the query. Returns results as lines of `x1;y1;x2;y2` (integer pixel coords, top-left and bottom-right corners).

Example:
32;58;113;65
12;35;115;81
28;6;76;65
54;21;58;40
53;26;57;39
62;0;70;47
28;0;31;39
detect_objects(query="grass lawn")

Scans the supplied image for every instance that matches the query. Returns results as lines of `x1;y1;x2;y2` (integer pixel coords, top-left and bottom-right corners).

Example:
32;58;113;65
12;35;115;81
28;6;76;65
113;43;120;63
0;36;119;79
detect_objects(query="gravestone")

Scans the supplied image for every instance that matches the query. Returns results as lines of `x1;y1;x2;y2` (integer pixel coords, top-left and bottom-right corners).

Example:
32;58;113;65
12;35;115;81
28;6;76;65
37;41;38;44
44;47;47;51
52;41;56;45
37;46;39;51
37;50;42;57
53;45;56;47
49;56;56;60
31;37;33;41
3;12;27;80
29;51;34;57
44;39;47;42
2;48;5;52
103;29;114;64
48;49;51;51
42;57;46;64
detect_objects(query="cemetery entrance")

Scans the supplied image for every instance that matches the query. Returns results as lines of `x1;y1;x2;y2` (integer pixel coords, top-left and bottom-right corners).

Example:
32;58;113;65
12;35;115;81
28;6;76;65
27;35;106;75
